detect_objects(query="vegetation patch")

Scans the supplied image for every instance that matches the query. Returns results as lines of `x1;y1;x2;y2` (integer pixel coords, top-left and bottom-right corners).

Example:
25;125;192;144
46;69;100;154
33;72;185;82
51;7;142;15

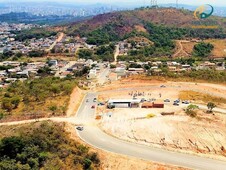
0;121;100;170
179;91;226;105
0;77;77;122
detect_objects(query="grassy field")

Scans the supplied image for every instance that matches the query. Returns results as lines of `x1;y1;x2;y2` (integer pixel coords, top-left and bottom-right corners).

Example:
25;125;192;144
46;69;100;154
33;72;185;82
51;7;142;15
179;90;226;105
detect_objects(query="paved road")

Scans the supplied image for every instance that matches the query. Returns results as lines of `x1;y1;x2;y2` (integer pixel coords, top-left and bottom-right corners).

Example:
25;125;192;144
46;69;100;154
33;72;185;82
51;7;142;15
76;93;226;170
97;64;110;86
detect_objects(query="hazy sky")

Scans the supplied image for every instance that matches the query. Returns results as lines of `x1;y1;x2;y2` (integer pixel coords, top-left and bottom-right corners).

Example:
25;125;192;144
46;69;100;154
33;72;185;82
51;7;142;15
0;0;225;7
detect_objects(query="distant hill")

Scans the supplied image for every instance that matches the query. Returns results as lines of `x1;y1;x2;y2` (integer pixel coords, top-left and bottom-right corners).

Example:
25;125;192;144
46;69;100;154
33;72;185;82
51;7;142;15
67;8;226;44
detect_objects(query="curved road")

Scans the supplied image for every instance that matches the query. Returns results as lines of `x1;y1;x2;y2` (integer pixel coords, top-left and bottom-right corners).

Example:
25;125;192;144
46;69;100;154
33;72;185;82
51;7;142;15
76;93;226;170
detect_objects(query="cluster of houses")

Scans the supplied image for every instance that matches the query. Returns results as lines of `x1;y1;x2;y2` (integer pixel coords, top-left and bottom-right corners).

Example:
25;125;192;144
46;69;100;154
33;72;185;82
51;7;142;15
118;38;153;56
0;22;49;55
112;60;225;78
53;36;96;55
0;59;71;87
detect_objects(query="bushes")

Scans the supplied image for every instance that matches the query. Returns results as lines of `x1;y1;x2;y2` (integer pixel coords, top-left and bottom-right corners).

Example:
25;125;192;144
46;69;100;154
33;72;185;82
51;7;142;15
0;77;77;114
0;122;100;169
1;96;20;112
192;42;214;57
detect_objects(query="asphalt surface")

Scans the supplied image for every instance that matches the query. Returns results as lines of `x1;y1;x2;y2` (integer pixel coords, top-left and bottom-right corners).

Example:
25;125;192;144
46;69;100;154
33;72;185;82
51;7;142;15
76;93;226;170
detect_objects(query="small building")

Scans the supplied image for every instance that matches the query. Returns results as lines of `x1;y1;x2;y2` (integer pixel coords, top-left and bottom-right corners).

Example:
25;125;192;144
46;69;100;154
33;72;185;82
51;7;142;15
141;101;164;108
141;102;153;108
108;99;141;108
48;60;58;66
128;68;145;74
153;101;164;108
87;69;97;79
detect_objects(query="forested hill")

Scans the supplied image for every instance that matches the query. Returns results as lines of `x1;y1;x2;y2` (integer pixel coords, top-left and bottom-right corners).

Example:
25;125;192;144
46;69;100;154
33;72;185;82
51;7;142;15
66;7;226;45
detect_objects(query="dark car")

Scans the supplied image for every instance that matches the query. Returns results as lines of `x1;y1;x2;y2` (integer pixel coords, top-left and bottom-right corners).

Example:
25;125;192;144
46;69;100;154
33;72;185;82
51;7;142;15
107;105;115;109
91;105;95;109
76;126;84;131
93;98;97;102
182;100;190;104
164;99;170;102
173;102;179;106
160;85;166;88
174;99;180;103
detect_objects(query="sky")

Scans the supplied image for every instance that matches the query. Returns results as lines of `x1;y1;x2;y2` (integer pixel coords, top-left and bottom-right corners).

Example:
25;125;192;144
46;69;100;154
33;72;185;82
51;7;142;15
0;0;225;7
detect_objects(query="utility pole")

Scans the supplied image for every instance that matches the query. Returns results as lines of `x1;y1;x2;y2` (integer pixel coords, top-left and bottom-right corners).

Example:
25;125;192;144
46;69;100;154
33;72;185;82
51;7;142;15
150;0;157;7
176;0;179;8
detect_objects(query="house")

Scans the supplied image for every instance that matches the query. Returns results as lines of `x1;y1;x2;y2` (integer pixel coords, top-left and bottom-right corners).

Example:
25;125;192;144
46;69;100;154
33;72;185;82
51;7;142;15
181;64;191;71
48;60;58;66
128;68;145;74
16;70;29;78
196;61;216;70
87;69;97;79
108;99;141;108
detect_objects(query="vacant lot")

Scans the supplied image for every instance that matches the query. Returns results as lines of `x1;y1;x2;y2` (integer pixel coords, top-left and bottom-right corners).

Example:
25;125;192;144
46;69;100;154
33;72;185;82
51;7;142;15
97;81;226;160
180;39;226;58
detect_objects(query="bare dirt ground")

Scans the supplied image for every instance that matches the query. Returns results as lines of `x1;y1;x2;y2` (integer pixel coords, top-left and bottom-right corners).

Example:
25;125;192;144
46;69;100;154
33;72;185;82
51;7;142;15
66;87;85;117
97;80;226;161
65;123;189;170
173;39;226;58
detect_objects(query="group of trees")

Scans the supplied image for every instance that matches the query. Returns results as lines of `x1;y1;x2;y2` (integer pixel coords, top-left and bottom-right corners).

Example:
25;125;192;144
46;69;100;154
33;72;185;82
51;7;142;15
86;24;119;45
95;44;115;61
185;102;217;118
0;77;77;115
0;122;100;170
78;44;115;62
13;28;57;42
28;50;46;58
192;42;214;57
153;69;226;83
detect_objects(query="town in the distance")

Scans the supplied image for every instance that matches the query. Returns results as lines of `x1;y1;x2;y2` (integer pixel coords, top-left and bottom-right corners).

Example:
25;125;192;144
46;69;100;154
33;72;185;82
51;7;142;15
0;1;226;170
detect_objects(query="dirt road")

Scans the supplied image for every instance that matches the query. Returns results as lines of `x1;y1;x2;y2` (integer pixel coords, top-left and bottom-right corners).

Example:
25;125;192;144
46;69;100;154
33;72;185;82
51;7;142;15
46;32;64;52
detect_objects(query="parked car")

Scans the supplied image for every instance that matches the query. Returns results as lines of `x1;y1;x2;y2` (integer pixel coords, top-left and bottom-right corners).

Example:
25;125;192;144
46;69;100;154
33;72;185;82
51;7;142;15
164;99;170;102
107;105;115;109
76;126;84;131
98;102;105;106
160;85;166;88
174;99;180;103
173;102;179;106
182;100;190;104
93;98;97;102
141;98;147;102
91;105;95;109
86;99;89;102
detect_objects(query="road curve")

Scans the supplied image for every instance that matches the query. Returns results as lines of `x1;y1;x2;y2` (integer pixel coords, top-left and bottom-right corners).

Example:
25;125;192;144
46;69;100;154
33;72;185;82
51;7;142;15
76;93;226;170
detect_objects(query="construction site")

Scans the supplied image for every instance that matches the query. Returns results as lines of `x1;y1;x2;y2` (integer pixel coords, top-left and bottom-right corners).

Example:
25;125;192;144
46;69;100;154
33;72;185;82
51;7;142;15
96;79;226;160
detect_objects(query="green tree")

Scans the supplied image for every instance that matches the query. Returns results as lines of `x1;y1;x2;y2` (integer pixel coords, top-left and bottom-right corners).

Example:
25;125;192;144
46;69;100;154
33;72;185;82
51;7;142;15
49;105;57;115
185;104;199;117
1;98;14;112
192;42;214;57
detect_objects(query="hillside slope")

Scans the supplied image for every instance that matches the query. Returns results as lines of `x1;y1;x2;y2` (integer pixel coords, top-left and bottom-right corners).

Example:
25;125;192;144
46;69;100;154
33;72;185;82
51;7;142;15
67;8;226;39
